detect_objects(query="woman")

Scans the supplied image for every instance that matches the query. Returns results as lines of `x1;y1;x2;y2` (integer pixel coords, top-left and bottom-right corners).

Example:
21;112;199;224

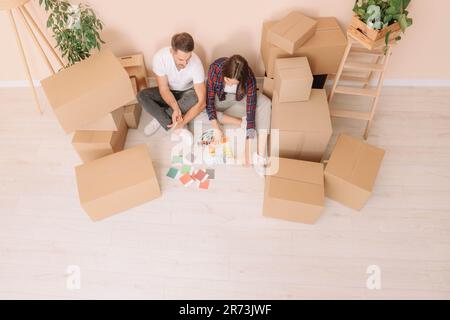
205;55;272;173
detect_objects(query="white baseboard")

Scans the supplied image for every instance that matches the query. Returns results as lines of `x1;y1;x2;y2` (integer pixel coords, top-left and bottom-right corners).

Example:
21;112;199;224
0;80;42;88
1;78;449;88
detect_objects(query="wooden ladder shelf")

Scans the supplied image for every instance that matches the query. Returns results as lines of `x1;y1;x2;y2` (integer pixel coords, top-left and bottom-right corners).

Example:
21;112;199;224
328;32;394;140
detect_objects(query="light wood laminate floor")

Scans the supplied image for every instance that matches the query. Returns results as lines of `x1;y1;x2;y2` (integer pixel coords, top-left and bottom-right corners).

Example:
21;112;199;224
0;86;449;299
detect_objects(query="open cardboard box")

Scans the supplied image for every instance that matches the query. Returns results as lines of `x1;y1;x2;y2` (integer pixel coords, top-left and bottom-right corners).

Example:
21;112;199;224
123;76;142;129
119;53;149;91
41;49;135;134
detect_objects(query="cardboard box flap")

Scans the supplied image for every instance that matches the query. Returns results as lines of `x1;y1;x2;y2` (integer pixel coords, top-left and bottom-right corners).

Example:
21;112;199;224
275;57;312;80
119;54;144;68
315;17;340;30
75;144;156;203
273;158;324;185
302;18;347;48
326;135;385;192
271;12;317;43
41;50;130;110
272;89;332;133
72;131;113;144
268;177;324;207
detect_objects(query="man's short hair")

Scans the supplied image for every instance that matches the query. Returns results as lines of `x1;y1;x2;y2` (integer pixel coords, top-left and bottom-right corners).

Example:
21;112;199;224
171;32;195;53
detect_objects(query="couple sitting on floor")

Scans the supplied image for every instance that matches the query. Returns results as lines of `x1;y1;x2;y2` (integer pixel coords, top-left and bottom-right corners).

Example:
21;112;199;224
137;32;272;173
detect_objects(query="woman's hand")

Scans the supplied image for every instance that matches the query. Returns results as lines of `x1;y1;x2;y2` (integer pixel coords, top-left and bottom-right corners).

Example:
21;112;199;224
211;119;223;144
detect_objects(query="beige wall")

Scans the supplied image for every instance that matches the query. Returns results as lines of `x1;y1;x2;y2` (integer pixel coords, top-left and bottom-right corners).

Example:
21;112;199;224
1;0;449;82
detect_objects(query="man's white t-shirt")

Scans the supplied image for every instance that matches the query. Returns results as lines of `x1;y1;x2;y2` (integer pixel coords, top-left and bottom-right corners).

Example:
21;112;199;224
152;47;205;91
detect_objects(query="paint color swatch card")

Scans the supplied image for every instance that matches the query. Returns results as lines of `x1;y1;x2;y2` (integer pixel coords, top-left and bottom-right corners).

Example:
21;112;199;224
206;169;215;180
172;155;183;164
199;179;210;190
181;165;192;174
166;167;179;179
179;173;194;187
193;170;209;183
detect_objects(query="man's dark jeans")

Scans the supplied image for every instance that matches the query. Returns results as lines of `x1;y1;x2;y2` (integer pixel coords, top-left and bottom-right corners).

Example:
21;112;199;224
137;87;198;130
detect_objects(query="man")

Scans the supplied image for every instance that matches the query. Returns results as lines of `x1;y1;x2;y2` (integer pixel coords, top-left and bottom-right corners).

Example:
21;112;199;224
137;32;206;137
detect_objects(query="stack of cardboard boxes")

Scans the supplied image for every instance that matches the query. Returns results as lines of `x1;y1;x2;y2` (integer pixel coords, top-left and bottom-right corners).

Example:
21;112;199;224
261;12;386;224
41;49;161;222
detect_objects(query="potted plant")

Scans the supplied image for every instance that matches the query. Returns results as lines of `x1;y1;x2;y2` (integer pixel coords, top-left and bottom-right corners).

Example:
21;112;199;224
350;0;413;49
38;0;105;67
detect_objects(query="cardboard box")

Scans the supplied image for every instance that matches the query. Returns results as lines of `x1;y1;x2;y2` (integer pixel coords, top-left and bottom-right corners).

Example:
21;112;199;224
77;107;124;132
72;115;128;163
268;11;317;54
272;89;332;162
261;17;347;78
119;53;149;91
262;77;274;99
124;104;142;129
75;144;161;221
263;158;324;224
124;76;139;107
325;135;385;211
274;57;313;102
41;49;135;134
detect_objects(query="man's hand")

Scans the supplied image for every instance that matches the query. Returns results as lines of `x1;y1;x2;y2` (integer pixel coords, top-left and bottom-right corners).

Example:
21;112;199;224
168;108;183;129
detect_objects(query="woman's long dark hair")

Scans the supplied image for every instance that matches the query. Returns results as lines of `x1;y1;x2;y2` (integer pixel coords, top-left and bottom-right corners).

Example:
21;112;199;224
222;55;249;96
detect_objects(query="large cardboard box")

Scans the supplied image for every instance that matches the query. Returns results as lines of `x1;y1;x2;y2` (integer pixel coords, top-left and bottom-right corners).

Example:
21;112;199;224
268;11;317;54
272;89;332;162
274;57;313;102
325;135;385;211
261;17;347;78
262;77;274;99
77;107;124;132
263;158;324;224
75;144;161;221
41;49;135;134
72;115;128;163
120;53;149;91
